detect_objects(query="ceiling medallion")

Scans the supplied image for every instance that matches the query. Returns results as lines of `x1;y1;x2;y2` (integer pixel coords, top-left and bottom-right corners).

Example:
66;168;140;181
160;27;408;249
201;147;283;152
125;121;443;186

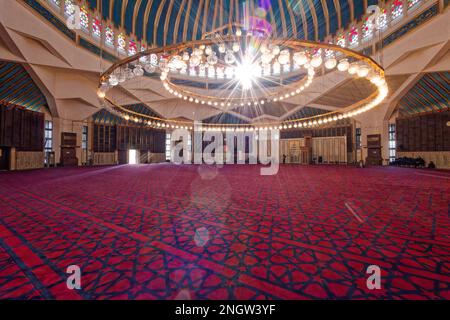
98;24;388;131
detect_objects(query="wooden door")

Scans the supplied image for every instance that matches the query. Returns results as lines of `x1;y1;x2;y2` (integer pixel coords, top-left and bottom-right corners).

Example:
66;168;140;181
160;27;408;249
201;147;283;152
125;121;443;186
118;150;128;164
0;147;10;170
366;134;382;165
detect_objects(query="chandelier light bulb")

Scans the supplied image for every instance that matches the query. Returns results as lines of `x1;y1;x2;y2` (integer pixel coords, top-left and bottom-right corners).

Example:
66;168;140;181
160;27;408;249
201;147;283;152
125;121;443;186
189;54;201;67
357;65;370;78
205;46;213;56
324;58;337;69
270;44;280;56
369;73;379;84
224;51;236;64
144;64;156;73
208;66;216;77
194;48;203;56
261;52;273;65
108;75;118;86
236;61;255;91
293;52;308;66
171;55;184;69
225;66;234;78
272;61;281;74
310;56;323;68
337;59;350;72
97;89;106;98
236;28;242;37
218;43;226;53
348;63;359;75
378;78;387;86
232;42;240;52
133;65;144;76
216;66;224;77
260;44;268;54
278;50;290;65
207;52;218;65
182;52;190;61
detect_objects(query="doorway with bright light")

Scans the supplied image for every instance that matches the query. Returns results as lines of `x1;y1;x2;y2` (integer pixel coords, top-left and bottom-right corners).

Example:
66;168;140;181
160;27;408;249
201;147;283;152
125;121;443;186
128;149;137;164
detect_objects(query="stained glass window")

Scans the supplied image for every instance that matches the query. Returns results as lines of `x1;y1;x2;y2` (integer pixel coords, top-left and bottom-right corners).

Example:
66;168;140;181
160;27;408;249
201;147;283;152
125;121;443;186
92;17;102;38
49;0;61;7
312;48;322;56
128;40;137;56
348;26;359;47
324;44;334;59
377;9;388;30
336;34;346;47
64;0;75;16
407;0;421;9
80;6;89;30
391;0;403;21
362;18;374;40
117;33;126;52
105;26;114;47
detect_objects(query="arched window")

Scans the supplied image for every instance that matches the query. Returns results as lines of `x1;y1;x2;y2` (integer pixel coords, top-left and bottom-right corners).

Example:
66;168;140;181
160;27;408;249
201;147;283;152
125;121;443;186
324;44;334;59
117;33;126;52
80;6;89;30
348;26;359;47
336;34;346;47
362;18;374;41
92;17;102;38
128;40;137;56
105;26;114;47
377;9;388;30
391;0;404;21
64;0;75;16
49;0;61;7
407;0;421;10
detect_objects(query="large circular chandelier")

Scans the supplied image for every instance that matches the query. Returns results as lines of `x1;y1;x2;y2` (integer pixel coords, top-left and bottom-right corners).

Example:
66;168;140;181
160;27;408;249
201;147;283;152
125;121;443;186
98;24;388;131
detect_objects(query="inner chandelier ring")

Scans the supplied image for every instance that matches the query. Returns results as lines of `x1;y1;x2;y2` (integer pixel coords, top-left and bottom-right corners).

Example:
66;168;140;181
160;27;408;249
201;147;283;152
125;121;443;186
98;31;388;130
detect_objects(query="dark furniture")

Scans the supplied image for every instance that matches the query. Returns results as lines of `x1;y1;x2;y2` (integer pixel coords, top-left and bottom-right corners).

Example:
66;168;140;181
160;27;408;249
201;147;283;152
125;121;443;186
366;134;382;166
60;132;78;166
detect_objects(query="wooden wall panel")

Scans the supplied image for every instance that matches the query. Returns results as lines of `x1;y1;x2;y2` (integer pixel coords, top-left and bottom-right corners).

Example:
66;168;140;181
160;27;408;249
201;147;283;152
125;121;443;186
94;124;165;153
281;136;347;163
280;124;353;152
396;111;450;152
93;124;117;152
0;107;44;151
15;151;45;170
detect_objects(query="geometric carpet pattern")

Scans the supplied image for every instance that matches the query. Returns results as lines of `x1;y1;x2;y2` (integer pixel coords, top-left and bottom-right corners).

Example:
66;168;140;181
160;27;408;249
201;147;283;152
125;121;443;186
0;164;449;299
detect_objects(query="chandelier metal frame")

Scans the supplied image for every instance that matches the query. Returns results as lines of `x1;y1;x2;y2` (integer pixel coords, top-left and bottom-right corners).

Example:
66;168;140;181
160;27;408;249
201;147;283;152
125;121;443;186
98;32;388;131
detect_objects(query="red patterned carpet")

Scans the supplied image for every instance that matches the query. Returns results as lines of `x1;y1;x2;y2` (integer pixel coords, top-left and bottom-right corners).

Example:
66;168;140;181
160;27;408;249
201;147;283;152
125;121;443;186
0;164;449;300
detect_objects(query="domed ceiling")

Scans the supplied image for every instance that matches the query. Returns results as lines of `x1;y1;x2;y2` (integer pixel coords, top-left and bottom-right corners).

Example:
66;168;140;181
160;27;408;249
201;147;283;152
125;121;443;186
86;0;379;46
